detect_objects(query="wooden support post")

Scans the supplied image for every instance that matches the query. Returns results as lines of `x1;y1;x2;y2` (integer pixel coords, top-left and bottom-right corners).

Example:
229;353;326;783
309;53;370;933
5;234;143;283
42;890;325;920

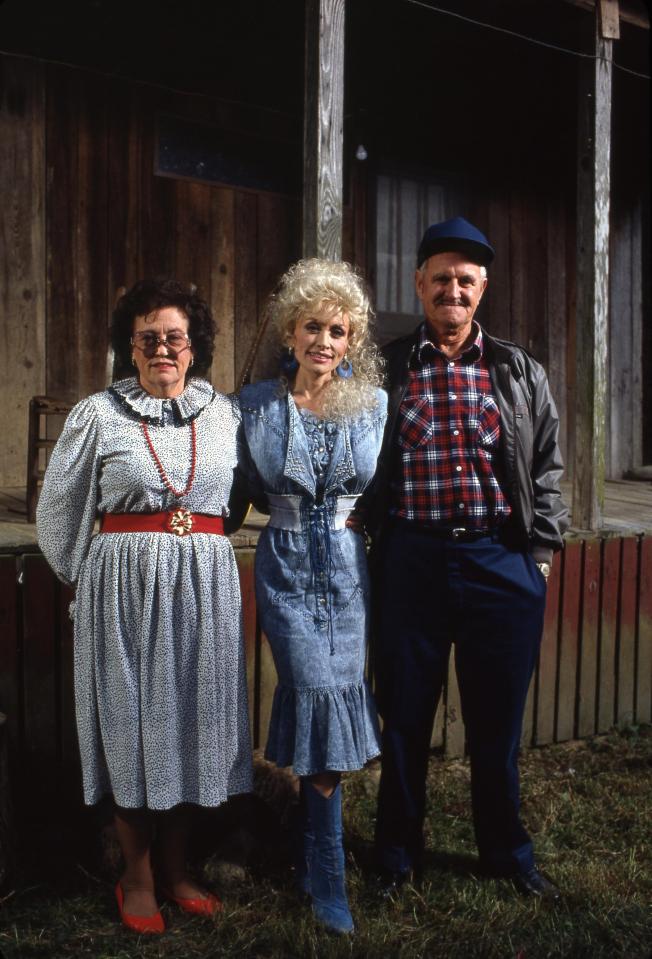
573;5;615;529
303;0;345;260
0;712;13;887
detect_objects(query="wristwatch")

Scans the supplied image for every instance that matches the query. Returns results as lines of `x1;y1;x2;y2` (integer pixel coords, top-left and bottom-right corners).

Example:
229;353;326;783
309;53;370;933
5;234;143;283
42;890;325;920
536;562;551;581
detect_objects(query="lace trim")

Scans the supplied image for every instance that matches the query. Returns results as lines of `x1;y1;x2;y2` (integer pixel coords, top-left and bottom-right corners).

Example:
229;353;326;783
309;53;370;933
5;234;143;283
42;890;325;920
108;376;215;424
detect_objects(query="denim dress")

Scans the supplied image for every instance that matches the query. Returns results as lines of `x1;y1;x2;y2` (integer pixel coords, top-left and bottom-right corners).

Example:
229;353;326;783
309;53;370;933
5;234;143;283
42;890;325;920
239;380;387;776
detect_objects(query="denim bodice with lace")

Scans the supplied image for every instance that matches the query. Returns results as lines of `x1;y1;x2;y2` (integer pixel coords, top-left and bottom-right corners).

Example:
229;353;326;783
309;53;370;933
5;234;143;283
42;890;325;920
297;408;338;492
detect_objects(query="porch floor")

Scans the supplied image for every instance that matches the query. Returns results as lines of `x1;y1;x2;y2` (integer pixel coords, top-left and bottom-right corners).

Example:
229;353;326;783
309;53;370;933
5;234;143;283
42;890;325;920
1;480;651;552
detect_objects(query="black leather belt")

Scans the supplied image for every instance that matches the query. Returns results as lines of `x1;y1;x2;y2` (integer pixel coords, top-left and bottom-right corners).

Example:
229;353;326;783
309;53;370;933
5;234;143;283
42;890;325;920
390;517;497;541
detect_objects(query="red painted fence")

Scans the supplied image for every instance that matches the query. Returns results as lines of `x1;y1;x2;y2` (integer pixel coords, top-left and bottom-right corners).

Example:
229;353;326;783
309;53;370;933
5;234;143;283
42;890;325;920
0;536;650;802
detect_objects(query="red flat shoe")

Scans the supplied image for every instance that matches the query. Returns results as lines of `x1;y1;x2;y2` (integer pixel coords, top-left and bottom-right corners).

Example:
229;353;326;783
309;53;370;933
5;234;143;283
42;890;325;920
115;882;165;934
162;887;223;916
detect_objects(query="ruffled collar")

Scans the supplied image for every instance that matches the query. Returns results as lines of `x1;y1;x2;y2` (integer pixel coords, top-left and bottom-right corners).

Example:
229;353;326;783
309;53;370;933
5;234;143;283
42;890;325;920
108;376;216;425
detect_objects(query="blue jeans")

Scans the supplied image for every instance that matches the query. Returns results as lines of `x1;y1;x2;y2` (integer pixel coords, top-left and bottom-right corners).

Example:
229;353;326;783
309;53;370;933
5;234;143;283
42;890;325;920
374;520;547;877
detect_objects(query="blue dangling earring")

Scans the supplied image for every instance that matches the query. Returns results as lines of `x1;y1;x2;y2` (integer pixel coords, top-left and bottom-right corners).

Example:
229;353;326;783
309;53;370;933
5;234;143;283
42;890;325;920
281;346;299;375
335;356;353;379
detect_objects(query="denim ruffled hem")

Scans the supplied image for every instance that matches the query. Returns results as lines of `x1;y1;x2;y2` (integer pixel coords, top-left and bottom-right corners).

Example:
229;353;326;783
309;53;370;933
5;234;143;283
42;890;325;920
264;681;382;777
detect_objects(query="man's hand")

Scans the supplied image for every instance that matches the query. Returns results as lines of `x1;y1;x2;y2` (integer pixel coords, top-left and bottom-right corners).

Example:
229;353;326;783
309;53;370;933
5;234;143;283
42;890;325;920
345;507;366;535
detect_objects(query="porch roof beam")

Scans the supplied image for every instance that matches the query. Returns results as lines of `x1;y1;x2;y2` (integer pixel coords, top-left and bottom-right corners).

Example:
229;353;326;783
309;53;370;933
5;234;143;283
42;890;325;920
561;0;649;29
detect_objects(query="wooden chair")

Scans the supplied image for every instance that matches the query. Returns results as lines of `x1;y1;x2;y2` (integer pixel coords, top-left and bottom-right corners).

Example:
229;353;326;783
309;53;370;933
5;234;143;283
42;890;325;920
26;396;74;524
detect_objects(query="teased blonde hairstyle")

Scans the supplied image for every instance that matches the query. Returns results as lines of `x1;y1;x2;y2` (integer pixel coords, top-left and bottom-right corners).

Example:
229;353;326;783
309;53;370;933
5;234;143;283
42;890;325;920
268;258;383;420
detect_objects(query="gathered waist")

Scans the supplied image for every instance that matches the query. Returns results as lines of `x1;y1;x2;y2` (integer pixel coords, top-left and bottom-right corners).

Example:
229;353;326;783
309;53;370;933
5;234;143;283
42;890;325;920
266;494;359;532
100;509;224;537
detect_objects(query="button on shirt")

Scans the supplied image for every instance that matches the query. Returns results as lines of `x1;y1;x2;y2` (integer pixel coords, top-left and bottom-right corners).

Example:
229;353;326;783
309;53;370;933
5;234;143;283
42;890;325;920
390;323;512;528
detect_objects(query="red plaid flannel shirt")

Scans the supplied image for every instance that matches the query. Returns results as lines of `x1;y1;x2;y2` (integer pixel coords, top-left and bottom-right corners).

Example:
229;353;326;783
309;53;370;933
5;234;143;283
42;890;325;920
389;324;512;528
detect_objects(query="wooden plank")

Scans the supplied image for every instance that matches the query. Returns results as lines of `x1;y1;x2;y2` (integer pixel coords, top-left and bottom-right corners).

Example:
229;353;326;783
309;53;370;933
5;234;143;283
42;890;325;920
572;14;612;529
140;88;177;281
236;549;276;752
236;550;258;741
561;0;648;30
303;0;345;259
46;65;77;402
0;557;19;750
430;695;446;751
75;71;109;400
534;557;561;745
174;180;212;296
608;208;634;478
556;541;582;741
514;192;547;366
251;193;301;383
597;537;620;731
599;0;621;38
46;65;109;402
508;190;529;352
234;191;259;386
258;634;277;756
444;656;464;759
485;189;511;341
616;536;637;725
578;538;601;736
107;80;143;319
546;192;568;467
209;188;236;394
0;57;46;487
21;554;57;764
636;536;652;722
58;582;77;765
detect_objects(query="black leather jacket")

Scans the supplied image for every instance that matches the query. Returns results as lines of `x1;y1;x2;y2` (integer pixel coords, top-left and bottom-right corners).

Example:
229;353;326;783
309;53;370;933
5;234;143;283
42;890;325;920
366;324;569;563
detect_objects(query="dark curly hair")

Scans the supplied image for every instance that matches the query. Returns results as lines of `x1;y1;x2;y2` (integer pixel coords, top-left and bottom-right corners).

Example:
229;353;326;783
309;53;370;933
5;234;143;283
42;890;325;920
111;278;216;380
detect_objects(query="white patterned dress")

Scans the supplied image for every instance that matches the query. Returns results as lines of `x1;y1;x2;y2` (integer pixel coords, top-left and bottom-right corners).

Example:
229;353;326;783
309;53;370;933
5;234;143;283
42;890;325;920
37;377;253;810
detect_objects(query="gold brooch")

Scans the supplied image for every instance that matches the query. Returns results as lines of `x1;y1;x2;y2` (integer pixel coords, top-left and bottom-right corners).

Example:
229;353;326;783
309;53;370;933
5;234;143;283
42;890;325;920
167;508;194;536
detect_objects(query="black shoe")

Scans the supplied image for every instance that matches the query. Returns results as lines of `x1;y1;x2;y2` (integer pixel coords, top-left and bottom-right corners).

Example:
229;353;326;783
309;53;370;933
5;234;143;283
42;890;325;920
512;866;560;900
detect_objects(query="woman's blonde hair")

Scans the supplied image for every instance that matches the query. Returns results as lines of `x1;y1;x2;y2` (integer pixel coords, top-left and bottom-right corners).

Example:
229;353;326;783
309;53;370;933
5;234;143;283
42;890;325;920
268;258;383;419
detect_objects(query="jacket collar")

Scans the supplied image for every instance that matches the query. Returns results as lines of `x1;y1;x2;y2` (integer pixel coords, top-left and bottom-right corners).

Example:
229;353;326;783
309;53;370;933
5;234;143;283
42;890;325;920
108;376;215;425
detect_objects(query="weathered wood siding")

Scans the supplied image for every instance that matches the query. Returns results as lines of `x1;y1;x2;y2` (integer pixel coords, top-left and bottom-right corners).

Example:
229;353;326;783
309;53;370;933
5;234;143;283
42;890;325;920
0;59;46;487
0;55;301;487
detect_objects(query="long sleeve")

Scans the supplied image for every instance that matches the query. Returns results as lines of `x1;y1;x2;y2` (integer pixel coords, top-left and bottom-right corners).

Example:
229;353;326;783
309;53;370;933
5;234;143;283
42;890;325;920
36;397;103;587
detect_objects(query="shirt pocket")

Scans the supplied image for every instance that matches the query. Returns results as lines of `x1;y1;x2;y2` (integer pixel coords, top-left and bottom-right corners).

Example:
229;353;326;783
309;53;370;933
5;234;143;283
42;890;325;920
398;396;436;451
474;394;501;455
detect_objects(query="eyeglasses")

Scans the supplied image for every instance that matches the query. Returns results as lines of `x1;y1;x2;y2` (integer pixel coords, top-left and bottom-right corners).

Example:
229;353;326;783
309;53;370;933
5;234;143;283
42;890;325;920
130;331;191;356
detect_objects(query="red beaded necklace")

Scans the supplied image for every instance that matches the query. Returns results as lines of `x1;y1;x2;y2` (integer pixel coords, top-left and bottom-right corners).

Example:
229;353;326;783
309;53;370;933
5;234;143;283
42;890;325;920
141;419;197;498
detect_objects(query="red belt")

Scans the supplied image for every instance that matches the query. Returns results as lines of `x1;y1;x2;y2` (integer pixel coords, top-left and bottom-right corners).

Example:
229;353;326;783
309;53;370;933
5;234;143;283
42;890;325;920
100;509;224;537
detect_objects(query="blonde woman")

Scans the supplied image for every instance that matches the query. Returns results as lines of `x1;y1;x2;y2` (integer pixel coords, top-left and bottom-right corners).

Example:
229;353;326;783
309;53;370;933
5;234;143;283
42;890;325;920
238;259;387;935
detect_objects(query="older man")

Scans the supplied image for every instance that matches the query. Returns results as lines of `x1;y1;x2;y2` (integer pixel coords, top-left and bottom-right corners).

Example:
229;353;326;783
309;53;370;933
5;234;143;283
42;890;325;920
369;217;568;898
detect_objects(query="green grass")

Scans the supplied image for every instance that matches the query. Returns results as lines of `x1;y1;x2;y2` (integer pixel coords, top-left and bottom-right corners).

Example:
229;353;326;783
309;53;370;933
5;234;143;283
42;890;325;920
0;727;650;959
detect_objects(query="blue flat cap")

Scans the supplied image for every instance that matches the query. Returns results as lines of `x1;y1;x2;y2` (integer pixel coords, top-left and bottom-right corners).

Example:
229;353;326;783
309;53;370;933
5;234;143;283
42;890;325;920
417;216;495;268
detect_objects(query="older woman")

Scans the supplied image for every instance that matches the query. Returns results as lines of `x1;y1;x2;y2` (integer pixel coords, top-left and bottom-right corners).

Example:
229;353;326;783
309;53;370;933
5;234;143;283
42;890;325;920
238;259;387;935
37;279;252;934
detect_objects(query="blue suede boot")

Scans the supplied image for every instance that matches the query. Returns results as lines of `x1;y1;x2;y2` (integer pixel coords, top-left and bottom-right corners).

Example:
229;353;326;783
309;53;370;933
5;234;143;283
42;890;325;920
294;778;314;897
303;782;354;935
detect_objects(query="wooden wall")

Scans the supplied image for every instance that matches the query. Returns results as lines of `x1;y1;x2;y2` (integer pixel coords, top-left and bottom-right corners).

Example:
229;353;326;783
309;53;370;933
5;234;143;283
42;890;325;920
0;54;301;487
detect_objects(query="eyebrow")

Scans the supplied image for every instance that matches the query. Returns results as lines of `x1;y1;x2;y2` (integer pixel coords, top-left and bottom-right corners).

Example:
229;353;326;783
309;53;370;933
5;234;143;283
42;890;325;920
432;272;478;282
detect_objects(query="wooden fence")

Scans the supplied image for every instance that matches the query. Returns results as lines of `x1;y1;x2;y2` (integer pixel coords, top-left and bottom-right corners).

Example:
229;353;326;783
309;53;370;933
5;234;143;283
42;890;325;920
0;536;650;807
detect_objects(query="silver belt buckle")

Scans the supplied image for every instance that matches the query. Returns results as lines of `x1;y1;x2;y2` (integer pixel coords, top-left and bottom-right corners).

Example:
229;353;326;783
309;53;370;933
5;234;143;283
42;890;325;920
451;527;467;540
